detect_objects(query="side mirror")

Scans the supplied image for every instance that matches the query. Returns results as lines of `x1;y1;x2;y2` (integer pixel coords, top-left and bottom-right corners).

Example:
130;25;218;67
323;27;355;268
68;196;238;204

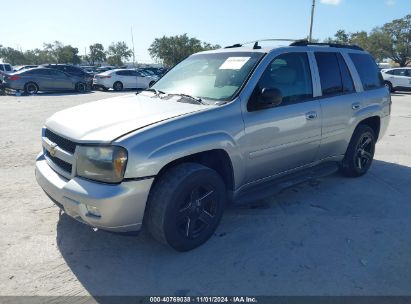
257;88;282;109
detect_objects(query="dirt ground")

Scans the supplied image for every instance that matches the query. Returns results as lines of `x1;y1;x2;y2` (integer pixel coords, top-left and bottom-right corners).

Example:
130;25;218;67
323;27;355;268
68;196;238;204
1;90;411;296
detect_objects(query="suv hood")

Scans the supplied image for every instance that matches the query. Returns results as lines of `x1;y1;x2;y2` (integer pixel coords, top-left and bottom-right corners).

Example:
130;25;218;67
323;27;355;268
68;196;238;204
45;93;214;142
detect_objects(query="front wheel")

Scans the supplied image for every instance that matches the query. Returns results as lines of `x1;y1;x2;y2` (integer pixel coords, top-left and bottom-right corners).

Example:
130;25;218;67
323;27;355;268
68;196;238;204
76;82;86;93
146;163;226;251
339;125;376;177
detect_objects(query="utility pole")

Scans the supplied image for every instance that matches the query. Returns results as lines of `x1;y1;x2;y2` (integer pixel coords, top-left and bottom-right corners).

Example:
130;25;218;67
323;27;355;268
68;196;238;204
309;0;316;42
131;26;136;68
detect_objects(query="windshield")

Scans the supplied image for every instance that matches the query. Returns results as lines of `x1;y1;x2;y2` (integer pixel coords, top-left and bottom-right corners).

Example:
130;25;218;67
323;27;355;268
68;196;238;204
152;52;264;102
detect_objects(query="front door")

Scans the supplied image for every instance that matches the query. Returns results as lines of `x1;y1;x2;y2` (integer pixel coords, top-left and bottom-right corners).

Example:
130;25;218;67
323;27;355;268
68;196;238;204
242;52;322;183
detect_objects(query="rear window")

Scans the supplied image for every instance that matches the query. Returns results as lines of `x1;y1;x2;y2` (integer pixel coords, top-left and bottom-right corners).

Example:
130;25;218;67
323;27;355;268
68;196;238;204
349;53;384;91
315;52;355;97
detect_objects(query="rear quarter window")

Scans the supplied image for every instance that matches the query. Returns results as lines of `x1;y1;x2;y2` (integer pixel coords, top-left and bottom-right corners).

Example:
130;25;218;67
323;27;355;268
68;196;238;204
349;53;384;91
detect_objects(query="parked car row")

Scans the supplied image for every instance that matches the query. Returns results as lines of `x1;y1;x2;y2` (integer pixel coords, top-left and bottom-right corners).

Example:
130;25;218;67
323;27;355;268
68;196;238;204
1;64;163;94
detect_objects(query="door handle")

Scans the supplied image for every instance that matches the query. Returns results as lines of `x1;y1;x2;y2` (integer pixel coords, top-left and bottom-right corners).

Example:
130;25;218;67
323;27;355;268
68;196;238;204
352;103;361;110
305;111;317;120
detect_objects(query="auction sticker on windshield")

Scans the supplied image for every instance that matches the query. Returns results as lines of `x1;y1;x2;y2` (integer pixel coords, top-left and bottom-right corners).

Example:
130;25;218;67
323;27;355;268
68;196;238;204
219;57;250;70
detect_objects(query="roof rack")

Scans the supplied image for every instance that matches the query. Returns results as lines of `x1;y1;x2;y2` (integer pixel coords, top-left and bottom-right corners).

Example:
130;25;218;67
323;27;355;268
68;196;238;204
290;39;364;51
225;39;300;49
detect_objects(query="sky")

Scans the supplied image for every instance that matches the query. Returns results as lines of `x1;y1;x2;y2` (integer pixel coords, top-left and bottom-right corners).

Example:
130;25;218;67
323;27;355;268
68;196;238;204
1;0;410;63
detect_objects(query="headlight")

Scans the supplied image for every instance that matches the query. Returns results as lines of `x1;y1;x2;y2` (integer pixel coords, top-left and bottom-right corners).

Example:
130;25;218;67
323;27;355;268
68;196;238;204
76;146;128;183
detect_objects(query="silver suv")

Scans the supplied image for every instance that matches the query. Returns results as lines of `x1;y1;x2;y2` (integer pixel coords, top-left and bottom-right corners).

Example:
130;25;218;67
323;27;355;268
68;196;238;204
35;40;391;251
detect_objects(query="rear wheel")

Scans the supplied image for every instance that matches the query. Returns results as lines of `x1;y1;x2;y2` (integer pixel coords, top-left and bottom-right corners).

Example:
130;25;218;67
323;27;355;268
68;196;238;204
113;81;123;91
24;82;39;94
384;81;394;93
146;163;226;251
339;125;376;177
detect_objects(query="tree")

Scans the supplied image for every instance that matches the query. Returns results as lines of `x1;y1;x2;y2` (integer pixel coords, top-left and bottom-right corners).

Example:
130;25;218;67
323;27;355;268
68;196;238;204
106;41;132;66
88;43;106;65
0;47;26;65
379;14;411;67
148;34;220;67
43;41;81;64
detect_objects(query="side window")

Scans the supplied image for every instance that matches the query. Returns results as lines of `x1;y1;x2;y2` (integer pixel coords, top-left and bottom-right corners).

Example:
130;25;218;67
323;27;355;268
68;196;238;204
5;65;12;72
385;70;394;75
256;52;313;106
393;69;406;76
116;70;127;76
35;69;51;75
349;53;384;90
315;52;343;96
336;53;355;93
407;70;411;77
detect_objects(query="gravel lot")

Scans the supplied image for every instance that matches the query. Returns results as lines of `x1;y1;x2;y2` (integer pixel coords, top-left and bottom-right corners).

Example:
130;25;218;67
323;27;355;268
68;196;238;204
1;90;411;296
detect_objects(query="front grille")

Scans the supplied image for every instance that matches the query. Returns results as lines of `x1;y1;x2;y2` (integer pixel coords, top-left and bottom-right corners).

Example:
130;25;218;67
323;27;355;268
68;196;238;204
45;151;72;173
45;129;76;153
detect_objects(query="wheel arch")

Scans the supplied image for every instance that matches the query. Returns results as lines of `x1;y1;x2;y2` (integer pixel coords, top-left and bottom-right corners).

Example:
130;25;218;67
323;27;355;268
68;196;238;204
153;149;235;195
356;116;381;139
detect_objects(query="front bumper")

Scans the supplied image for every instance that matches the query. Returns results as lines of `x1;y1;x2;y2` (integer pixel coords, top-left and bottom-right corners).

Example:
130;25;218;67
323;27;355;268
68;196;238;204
35;154;153;232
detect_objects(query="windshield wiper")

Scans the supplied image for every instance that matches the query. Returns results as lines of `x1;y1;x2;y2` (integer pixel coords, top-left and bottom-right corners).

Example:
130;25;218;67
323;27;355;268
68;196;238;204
167;93;205;105
138;88;166;96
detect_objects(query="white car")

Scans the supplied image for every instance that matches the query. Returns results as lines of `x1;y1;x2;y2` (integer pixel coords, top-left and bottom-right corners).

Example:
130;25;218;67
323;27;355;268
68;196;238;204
93;69;157;91
381;67;411;92
0;62;13;82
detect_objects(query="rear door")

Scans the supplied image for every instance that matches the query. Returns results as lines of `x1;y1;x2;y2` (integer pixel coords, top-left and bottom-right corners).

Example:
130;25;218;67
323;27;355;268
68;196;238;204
391;69;409;88
27;69;52;90
313;51;358;159
115;70;128;87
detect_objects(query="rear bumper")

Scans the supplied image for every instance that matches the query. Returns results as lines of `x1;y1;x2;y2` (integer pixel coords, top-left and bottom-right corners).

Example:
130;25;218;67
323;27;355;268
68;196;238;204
93;84;108;90
35;154;153;232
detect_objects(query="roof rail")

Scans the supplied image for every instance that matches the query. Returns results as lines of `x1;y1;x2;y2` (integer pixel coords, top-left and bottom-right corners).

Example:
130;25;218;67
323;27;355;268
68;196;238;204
225;38;300;49
290;39;364;51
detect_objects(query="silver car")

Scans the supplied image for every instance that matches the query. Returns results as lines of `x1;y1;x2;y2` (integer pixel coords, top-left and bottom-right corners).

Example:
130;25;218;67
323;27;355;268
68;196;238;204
35;40;391;251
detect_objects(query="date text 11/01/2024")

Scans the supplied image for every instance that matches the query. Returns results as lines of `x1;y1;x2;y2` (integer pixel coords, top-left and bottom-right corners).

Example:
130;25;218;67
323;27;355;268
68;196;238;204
149;296;258;303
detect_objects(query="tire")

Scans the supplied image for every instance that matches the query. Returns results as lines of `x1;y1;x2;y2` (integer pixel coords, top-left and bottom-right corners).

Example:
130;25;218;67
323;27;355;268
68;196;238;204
76;82;86;93
384;81;394;93
339;125;376;177
146;163;226;251
24;82;39;94
113;81;123;91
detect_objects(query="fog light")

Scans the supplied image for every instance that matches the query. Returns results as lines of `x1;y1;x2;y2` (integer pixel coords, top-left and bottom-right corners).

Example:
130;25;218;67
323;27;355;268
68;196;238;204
86;205;101;218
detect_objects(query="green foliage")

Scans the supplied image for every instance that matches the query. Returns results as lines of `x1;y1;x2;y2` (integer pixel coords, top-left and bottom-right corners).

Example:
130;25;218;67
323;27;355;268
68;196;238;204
106;41;132;66
43;41;81;64
88;43;106;65
148;34;220;67
0;47;26;65
380;14;411;66
327;15;411;66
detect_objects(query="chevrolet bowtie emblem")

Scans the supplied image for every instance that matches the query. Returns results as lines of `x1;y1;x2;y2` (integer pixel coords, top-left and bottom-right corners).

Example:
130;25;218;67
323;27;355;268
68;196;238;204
48;143;57;156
